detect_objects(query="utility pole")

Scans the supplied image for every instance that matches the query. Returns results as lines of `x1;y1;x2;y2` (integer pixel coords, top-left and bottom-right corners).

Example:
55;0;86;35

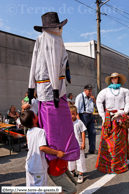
96;0;109;93
96;0;101;93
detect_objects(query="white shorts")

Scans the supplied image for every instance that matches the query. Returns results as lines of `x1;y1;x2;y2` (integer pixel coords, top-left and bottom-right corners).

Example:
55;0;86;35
68;150;86;173
26;170;47;194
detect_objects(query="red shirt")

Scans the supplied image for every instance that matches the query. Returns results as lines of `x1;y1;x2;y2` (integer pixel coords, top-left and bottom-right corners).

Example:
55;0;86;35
48;158;68;176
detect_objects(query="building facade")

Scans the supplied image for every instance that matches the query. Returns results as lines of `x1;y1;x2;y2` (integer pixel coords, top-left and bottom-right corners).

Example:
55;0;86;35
0;31;129;115
65;40;129;89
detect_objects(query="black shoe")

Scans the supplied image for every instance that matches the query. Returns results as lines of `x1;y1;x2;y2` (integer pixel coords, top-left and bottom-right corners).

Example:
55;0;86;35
89;150;98;154
71;171;76;177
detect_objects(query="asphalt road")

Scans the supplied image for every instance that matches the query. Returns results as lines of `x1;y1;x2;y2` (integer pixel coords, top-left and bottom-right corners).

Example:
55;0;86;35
0;125;129;194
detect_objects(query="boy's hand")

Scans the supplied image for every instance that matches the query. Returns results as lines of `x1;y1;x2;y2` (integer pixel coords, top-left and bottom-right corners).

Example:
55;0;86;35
57;151;65;158
80;144;85;150
40;146;65;157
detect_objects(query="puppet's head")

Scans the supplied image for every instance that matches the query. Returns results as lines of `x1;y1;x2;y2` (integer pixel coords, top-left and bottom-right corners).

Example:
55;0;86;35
34;12;67;32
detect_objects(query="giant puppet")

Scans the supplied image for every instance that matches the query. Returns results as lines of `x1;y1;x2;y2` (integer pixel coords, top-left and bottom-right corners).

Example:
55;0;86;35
28;12;80;161
96;72;129;174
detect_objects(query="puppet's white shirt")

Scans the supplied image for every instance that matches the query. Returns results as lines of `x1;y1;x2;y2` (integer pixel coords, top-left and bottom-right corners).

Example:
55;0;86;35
96;87;129;119
28;29;68;102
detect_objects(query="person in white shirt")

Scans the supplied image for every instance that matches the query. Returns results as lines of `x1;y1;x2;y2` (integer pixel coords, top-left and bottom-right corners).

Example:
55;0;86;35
96;72;129;174
68;106;87;184
20;110;65;192
75;84;97;154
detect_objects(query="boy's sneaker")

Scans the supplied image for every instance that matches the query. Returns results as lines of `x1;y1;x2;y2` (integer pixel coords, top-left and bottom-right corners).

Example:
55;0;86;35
77;174;83;183
71;171;76;177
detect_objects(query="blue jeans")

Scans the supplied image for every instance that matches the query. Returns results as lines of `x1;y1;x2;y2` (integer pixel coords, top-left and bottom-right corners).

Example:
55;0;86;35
79;113;96;152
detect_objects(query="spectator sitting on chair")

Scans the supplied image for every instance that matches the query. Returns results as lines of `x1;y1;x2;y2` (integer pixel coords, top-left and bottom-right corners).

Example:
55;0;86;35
67;93;75;105
8;105;19;123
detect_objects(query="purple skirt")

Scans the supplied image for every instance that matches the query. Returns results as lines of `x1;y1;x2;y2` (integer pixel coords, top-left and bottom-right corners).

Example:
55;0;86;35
38;94;80;161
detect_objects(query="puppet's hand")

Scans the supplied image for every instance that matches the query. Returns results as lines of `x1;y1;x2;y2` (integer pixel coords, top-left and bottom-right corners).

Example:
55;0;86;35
28;88;34;104
111;110;124;121
111;112;121;121
53;90;59;108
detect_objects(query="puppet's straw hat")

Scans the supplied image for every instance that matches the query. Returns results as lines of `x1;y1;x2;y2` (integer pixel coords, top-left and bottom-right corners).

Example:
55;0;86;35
34;12;67;32
105;72;126;85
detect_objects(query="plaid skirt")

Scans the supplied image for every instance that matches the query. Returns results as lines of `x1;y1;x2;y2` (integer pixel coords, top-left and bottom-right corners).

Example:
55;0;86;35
96;110;128;174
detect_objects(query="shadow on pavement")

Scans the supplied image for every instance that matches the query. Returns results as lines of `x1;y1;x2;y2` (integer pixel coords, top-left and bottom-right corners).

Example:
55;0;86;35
0;149;27;164
0;172;26;183
83;169;105;182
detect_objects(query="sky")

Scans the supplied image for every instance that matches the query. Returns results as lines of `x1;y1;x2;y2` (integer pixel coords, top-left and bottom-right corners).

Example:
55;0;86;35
0;0;129;56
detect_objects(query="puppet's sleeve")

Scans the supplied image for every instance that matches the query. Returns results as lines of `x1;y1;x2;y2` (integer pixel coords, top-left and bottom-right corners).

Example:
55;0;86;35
96;89;106;119
28;39;38;89
65;60;71;84
124;88;129;114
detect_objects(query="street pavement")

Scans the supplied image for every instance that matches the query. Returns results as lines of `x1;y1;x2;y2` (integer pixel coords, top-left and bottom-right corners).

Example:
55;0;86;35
0;124;129;194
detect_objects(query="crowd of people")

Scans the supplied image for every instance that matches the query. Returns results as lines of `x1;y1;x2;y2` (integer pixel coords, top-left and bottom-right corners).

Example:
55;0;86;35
18;71;129;192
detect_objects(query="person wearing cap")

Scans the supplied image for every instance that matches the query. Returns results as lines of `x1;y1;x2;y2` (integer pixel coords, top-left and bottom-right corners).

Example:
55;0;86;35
75;84;97;154
96;72;129;174
27;12;79;193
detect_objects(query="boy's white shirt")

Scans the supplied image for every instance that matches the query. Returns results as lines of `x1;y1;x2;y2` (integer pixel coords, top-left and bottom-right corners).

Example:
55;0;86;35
73;119;86;146
25;127;48;174
68;119;87;172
